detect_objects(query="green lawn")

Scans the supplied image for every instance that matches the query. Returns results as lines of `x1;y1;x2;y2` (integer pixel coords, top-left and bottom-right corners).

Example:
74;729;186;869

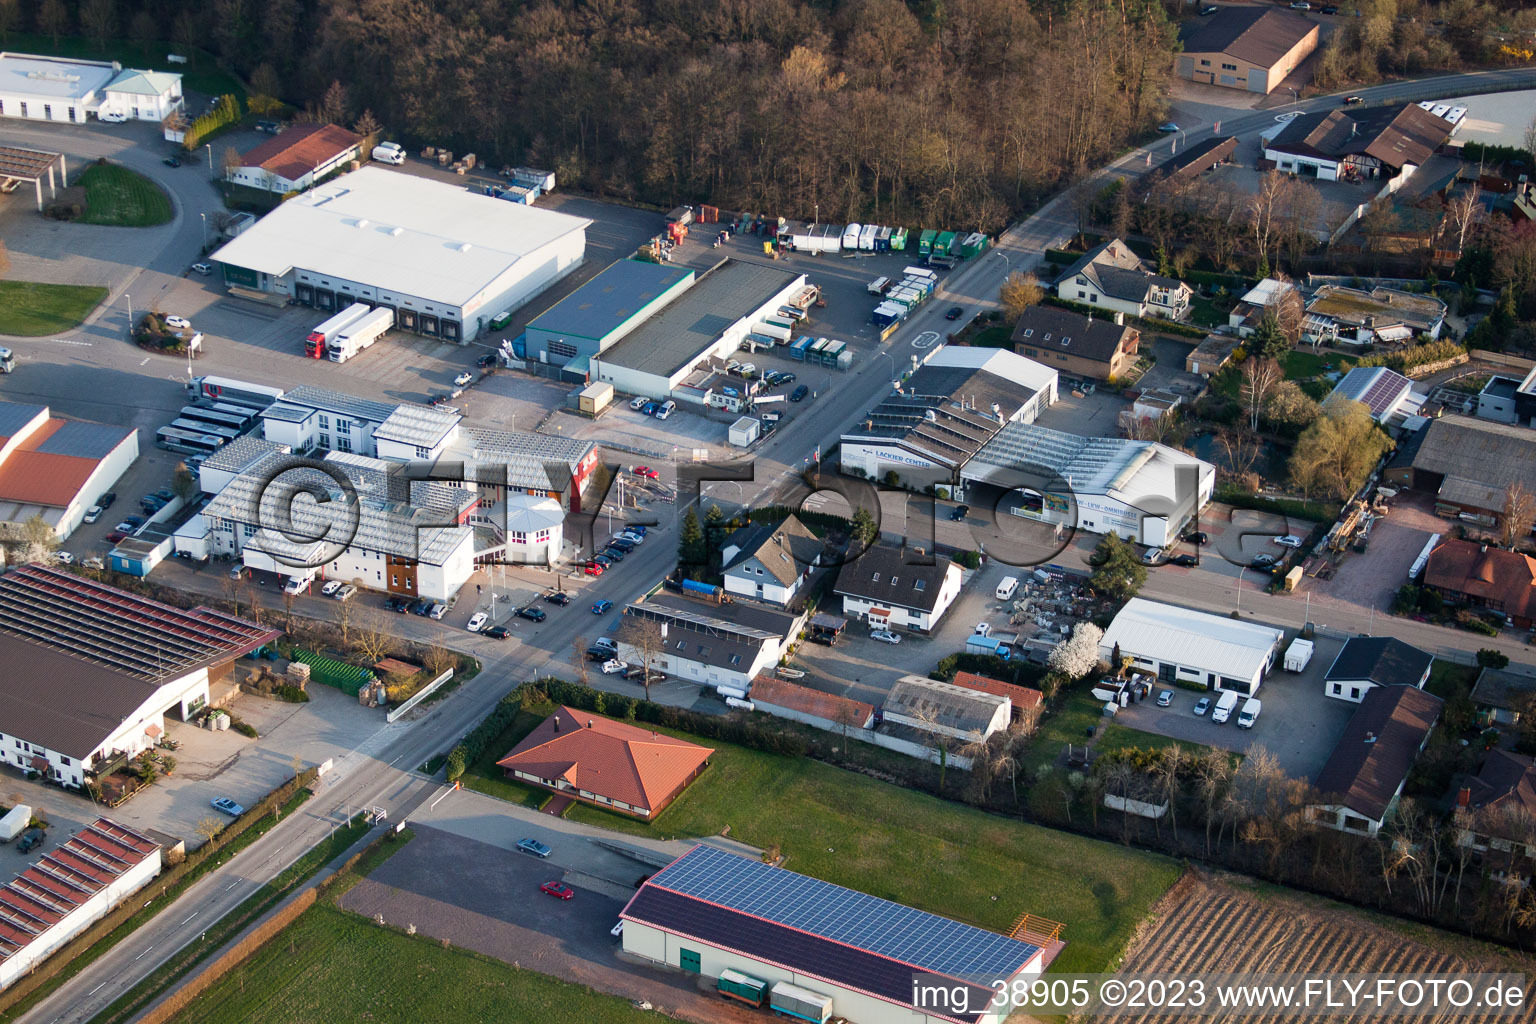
0;281;108;336
969;325;1014;348
1188;295;1229;329
1425;659;1477;700
78;164;173;227
475;700;1180;975
167;905;655;1024
1281;348;1356;380
459;707;557;809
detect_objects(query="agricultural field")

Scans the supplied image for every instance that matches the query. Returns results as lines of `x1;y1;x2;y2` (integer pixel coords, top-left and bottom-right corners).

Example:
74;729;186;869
1108;873;1536;1022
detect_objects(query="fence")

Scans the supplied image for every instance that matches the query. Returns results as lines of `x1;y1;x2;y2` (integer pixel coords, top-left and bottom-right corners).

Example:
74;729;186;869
386;668;455;723
288;649;373;696
750;698;973;769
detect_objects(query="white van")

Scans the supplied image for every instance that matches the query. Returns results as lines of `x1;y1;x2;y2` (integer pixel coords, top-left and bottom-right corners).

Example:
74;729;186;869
1237;698;1262;728
371;142;405;165
995;576;1019;601
1211;690;1241;724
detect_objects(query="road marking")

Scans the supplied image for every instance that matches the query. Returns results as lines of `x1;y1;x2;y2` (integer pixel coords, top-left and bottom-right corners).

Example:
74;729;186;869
181;911;199;925
911;331;940;350
53;339;93;347
139;357;150;366
132;945;154;961
89;982;107;995
225;881;239;891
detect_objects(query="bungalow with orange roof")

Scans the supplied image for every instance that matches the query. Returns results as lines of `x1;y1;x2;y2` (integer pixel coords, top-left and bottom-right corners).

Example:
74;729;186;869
496;706;713;819
227;122;363;194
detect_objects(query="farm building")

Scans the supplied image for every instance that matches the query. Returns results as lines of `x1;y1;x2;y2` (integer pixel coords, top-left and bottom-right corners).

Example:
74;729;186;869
1263;104;1456;185
883;675;1011;742
1321;636;1433;704
226;123;363;194
962;423;1214;547
0;401;139;541
839;346;1057;491
833;545;963;634
210;166;590;343
1385;416;1536;527
589;258;805;399
619;844;1050;1024
1310;685;1442;836
1097;598;1284;696
496;706;712;818
0;565;275;789
1176;7;1318;94
0;819;161;990
521;259;694;367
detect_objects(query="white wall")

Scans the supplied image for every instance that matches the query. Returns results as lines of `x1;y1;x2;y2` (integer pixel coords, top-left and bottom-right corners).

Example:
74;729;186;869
839;565;960;633
415;531;476;600
100;85;182;121
723;568;796;606
0;94;93;122
55;428;140;540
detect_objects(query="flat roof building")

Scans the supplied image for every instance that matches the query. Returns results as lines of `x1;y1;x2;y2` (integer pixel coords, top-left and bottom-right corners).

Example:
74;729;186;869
1303;285;1447;346
522;259;694;366
1475;365;1536;429
591;258;805;398
963;422;1214;547
1098;598;1284;695
210;166;590;343
0;53;117;124
620;844;1048;1024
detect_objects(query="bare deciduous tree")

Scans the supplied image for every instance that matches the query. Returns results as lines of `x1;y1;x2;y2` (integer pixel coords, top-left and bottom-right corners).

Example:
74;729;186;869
194;816;225;845
1502;481;1536;550
1248;171;1290;272
571;636;590;686
351;608;393;666
1444;184;1482;257
998;272;1044;320
616;613;664;701
1240;357;1283;432
1215;426;1263;478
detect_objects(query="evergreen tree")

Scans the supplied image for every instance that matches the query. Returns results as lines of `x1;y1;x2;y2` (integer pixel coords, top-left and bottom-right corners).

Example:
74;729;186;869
1088;533;1146;603
1252;309;1290;361
678;507;705;574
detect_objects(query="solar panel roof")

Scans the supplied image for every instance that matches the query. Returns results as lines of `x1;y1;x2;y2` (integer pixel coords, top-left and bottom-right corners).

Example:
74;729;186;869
644;845;1039;978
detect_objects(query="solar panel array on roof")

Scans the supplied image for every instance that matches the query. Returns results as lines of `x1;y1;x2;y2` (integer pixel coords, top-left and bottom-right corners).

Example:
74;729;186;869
647;845;1039;978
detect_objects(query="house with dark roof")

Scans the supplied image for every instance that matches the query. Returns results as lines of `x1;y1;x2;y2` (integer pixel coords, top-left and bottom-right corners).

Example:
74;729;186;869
1471;667;1536;728
1263;103;1456;185
621;593;803;692
834;545;963;634
1054;238;1192;321
228;123;363;194
1385;415;1536;526
0;564;276;789
720;515;825;607
0;401;138;541
1010;304;1139;381
0;818;161;990
1176;7;1319;94
1455;750;1536;866
1322;636;1433;704
1422;539;1536;629
1309;685;1442;836
619;843;1050;1024
495;706;713;818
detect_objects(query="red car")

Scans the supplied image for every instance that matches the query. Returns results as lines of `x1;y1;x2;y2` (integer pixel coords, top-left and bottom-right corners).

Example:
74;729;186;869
632;466;659;480
105;530;127;543
540;881;575;900
584;562;605;576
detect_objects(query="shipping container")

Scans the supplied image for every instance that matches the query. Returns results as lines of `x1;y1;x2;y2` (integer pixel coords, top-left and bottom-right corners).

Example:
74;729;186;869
728;416;761;447
891;227;908;250
867;276;890;295
918;229;937;255
769;982;834;1024
765;317;796;333
789;335;814;359
0;805;31;843
717;970;769;1007
935;231;957;257
904;266;938;285
858;224;877;250
961;232;988;258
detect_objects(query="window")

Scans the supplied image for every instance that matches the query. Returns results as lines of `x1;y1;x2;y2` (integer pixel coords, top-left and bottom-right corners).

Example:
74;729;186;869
1350;686;1361;700
913;579;926;591
549;339;578;359
871;573;880;582
415;446;430;459
1199;59;1211;66
242;523;257;538
1023;347;1038;357
1022;329;1033;337
319;414;330;430
1221;63;1237;71
336;436;353;453
1061;336;1072;346
337;419;351;434
61;756;70;766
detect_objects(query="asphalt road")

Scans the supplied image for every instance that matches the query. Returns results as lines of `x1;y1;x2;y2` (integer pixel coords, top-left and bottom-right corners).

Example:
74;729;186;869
16;67;1536;1024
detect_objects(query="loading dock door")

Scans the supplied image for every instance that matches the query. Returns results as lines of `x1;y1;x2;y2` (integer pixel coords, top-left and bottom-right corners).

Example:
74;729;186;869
1248;68;1268;92
1177;57;1194;79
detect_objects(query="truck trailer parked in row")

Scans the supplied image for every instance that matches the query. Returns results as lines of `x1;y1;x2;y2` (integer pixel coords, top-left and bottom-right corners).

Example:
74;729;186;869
305;302;371;358
328;307;394;362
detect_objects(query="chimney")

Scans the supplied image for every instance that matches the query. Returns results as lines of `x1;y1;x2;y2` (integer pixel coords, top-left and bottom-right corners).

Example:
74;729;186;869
587;719;594;728
1457;786;1471;809
553;714;561;733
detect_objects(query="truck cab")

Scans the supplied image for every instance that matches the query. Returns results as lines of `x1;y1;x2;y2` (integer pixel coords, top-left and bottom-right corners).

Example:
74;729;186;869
0;347;13;373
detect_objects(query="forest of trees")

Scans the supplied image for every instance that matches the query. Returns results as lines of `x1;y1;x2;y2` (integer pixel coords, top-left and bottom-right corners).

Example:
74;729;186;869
1;0;1184;229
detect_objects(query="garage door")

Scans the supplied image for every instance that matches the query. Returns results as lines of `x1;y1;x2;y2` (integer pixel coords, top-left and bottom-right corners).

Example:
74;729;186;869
1219;74;1238;87
1177;56;1194;79
1248;68;1268;92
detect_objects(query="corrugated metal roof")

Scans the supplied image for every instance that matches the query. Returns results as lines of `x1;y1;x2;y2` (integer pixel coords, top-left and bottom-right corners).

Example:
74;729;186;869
1099;598;1283;681
528;259;693;343
373;404;461;448
886;675;1006;733
277;385;397;424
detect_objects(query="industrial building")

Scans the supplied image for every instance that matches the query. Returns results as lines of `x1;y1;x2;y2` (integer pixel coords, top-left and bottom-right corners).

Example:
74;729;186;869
962;422;1214;546
0;565;276;789
1310;685;1442;836
210;166;590;342
590;258;805;398
883;675;1011;742
0;53;180;123
258;385;460;460
839;346;1058;492
1176;7;1318;94
0;819;161;990
0;402;139;541
520;259;694;367
620;844;1048;1024
496;706;713;818
1098;598;1285;695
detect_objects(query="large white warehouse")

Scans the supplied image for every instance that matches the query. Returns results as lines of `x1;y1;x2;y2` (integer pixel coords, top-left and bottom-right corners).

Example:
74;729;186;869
621;844;1050;1024
1099;598;1285;695
210;166;589;343
962;421;1214;547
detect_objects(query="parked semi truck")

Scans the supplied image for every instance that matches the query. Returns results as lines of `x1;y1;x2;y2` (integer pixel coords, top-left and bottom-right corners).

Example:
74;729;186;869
327;307;394;362
305;302;371;358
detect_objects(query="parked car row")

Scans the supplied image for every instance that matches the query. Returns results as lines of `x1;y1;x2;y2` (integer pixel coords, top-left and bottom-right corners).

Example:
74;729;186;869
628;396;676;420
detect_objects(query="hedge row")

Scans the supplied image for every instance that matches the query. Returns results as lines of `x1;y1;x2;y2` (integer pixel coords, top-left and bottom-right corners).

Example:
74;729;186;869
749;504;852;532
1044;248;1083;265
0;768;318;1017
1353;338;1467;372
183;94;242;152
1183;268;1253;291
1214;484;1340;524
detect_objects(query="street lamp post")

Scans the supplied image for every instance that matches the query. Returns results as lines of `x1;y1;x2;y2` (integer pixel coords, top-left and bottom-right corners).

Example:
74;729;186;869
204;143;213;172
1236;566;1247;613
1288;87;1299;114
124;293;132;335
199;212;207;251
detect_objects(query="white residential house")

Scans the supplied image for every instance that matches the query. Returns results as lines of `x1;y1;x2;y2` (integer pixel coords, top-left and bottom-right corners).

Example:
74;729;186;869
833;546;963;634
720;514;824;607
1055;238;1192;321
1322;636;1433;704
1310;685;1442;836
98;68;182;121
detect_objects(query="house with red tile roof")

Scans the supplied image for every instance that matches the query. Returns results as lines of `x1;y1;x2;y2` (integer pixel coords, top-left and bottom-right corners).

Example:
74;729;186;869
750;675;874;732
0;402;138;541
228;123;363;194
951;671;1043;724
1423;539;1536;629
496;707;713;819
0;818;160;990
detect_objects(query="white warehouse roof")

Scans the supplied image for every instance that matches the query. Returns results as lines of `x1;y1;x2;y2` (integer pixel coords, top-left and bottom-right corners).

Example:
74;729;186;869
1099;598;1284;681
925;344;1058;397
210;166;591;307
0;53;118;102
